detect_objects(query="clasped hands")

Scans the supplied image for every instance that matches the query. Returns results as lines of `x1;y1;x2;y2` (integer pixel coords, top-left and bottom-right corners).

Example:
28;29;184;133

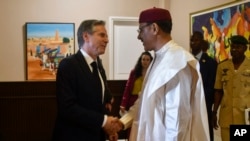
104;116;124;141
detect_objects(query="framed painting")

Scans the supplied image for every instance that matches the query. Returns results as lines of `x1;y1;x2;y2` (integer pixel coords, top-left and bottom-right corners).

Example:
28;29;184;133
190;0;250;63
25;22;75;80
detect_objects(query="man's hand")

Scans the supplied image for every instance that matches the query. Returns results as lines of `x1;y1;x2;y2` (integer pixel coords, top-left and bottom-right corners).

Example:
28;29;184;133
105;103;112;112
120;107;126;114
103;116;124;135
105;98;114;112
108;132;118;141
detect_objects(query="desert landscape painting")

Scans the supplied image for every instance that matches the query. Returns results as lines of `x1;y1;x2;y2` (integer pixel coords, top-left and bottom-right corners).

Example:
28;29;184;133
26;23;75;80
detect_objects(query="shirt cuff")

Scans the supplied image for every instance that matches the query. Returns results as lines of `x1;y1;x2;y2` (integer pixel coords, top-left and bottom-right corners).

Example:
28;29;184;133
120;113;133;130
102;115;107;127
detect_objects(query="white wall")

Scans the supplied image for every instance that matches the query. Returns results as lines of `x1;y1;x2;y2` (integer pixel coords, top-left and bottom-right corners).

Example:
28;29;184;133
0;0;236;81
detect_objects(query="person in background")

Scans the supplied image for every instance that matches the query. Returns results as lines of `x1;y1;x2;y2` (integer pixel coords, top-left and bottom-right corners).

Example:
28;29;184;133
120;51;153;139
190;31;217;141
117;7;210;141
212;35;250;141
52;19;120;141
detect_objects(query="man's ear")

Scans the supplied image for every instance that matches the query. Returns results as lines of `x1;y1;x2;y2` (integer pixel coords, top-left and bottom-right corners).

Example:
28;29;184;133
152;23;159;34
83;32;89;42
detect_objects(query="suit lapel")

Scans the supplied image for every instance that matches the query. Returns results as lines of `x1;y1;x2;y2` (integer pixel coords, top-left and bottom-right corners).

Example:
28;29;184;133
75;50;93;80
75;51;106;81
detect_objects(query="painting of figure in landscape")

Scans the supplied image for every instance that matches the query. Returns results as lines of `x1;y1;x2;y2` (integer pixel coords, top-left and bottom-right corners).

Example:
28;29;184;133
26;23;74;80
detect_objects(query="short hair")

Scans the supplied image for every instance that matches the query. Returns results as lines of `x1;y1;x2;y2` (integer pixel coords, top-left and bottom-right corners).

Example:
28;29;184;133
192;31;203;40
155;20;172;34
77;20;105;48
229;35;249;45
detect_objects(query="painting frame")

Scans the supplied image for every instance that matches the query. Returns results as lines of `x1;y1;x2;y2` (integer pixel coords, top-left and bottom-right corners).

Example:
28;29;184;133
190;0;250;63
25;22;75;80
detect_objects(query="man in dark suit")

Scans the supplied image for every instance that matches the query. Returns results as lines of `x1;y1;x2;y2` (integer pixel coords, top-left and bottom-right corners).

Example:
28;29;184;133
52;20;120;141
190;31;217;141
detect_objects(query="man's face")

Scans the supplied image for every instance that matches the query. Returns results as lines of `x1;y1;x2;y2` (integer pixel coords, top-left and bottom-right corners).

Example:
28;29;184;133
230;43;247;59
190;34;202;54
87;25;109;56
137;23;154;51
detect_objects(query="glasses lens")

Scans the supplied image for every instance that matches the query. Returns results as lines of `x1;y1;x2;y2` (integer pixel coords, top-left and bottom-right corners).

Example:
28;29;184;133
137;23;151;34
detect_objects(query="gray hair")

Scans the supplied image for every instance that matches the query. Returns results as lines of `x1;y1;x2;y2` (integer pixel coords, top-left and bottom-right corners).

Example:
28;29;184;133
77;20;105;48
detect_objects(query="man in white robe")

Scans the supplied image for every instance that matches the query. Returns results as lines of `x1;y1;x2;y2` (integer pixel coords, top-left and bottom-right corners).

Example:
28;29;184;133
118;7;210;141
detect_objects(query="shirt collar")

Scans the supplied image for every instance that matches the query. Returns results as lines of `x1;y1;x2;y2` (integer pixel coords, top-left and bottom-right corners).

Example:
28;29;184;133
155;40;172;58
80;49;95;65
195;51;203;61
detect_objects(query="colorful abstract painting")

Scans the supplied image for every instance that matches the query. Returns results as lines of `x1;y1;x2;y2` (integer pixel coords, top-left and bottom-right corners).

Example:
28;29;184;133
190;0;250;62
25;23;75;80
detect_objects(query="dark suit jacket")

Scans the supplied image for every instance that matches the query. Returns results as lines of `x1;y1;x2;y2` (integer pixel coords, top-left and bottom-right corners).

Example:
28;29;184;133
199;53;217;111
199;52;217;141
52;50;112;141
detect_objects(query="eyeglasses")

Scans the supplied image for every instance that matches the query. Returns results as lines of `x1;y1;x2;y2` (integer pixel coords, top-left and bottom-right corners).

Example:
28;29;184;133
137;23;152;34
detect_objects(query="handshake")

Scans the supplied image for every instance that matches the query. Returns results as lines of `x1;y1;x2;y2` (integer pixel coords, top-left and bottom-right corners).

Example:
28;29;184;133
104;116;124;141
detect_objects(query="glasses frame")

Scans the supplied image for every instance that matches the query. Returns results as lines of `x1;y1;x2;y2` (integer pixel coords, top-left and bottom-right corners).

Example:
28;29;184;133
137;23;152;34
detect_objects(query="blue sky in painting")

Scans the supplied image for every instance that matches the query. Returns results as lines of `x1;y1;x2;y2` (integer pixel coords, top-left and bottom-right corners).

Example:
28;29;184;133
27;23;74;38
